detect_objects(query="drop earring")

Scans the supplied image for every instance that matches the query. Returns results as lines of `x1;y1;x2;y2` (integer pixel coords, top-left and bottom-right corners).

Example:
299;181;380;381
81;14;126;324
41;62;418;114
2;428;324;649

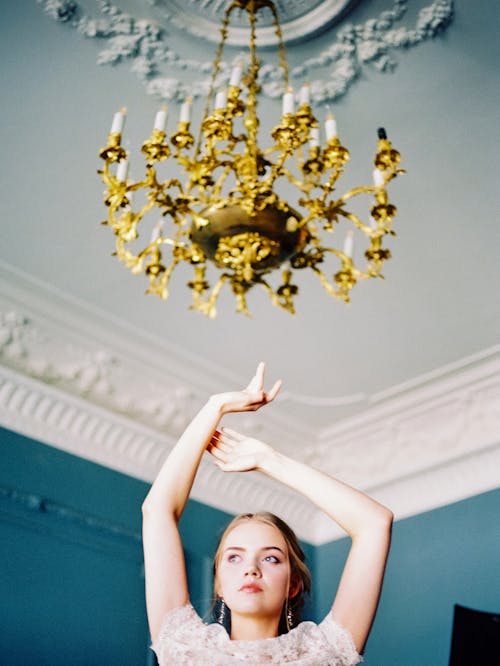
286;599;294;631
217;596;227;625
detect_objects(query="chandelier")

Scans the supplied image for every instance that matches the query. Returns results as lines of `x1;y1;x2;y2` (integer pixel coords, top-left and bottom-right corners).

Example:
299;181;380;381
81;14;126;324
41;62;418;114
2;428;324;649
98;0;404;317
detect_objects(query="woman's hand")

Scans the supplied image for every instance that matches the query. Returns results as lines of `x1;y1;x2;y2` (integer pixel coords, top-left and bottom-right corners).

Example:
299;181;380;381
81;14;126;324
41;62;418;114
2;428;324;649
210;362;281;415
207;427;275;473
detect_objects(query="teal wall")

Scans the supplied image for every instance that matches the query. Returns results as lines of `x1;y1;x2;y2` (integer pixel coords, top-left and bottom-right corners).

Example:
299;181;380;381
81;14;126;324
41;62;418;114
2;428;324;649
0;427;233;665
315;487;500;665
2;426;499;664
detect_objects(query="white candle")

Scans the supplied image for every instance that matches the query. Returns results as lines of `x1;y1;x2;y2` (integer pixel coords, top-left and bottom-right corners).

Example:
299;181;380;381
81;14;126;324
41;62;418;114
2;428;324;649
282;88;294;115
179;98;192;123
215;89;227;110
230;63;243;87
299;84;310;107
150;220;164;243
110;108;126;134
309;127;320;148
343;230;354;258
154;106;168;132
325;113;337;140
116;158;129;182
373;168;385;187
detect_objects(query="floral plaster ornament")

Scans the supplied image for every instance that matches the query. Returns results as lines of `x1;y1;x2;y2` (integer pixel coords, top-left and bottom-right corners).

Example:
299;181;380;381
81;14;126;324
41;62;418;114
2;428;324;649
38;0;454;104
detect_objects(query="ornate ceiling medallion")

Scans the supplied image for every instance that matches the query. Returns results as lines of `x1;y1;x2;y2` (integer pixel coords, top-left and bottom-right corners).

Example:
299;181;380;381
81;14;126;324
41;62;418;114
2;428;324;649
159;0;362;46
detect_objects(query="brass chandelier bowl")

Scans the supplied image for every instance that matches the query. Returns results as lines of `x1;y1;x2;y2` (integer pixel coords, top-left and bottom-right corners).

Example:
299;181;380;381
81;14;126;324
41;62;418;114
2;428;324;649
98;0;404;317
191;203;309;273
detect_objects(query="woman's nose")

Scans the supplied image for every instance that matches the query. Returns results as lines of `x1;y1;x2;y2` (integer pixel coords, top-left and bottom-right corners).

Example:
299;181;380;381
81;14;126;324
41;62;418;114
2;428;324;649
245;563;261;577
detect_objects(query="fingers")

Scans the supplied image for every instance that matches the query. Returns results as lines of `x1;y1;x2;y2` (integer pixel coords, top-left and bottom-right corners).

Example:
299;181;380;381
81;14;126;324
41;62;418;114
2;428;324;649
247;361;265;392
208;429;233;453
208;445;229;463
218;426;243;441
207;428;241;460
207;427;260;473
207;440;231;464
246;362;282;405
255;361;265;388
265;378;282;403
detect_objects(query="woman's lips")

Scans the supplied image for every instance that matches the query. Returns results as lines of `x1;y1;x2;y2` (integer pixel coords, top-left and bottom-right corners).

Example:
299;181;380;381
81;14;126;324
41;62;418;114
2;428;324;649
239;583;263;593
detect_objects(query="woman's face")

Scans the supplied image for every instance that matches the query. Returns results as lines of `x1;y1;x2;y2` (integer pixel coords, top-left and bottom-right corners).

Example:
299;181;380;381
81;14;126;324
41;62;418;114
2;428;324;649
216;520;291;625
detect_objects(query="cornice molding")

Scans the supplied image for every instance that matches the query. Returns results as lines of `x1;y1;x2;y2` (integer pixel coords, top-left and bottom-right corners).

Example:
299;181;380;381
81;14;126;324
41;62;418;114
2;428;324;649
0;261;498;544
1;356;498;545
37;0;454;104
314;351;500;488
0;260;310;449
0;364;320;541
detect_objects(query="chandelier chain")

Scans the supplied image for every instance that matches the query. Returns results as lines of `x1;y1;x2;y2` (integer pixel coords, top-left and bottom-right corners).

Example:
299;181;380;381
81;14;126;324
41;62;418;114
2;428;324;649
195;4;234;160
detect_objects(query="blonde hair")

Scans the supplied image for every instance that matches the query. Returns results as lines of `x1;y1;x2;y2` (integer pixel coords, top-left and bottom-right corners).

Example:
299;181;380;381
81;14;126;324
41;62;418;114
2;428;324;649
212;512;311;633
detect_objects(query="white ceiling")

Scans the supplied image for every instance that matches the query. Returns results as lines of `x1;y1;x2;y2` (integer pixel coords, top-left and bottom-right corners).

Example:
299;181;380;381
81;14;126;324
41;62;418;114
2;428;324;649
0;0;499;542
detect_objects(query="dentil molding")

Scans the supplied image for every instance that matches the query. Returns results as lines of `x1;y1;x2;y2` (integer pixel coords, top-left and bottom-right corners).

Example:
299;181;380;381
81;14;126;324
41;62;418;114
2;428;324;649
0;260;498;544
37;0;454;103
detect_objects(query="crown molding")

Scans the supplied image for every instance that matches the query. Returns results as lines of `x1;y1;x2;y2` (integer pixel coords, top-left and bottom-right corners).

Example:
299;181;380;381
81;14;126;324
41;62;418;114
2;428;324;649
0;260;310;449
314;349;500;487
0;364;320;541
1;357;498;545
0;260;498;545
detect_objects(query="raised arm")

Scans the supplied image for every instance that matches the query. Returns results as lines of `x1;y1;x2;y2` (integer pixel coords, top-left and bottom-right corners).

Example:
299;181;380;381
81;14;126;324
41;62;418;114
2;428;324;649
141;363;280;642
208;427;393;654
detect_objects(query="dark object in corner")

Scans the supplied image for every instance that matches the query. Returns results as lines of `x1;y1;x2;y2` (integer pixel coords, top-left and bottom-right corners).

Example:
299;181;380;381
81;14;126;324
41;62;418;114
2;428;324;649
448;604;500;665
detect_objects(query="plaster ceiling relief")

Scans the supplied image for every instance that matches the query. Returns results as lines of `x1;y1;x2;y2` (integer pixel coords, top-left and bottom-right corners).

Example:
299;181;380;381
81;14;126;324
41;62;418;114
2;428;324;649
37;0;454;102
156;0;362;46
0;262;310;452
0;308;194;437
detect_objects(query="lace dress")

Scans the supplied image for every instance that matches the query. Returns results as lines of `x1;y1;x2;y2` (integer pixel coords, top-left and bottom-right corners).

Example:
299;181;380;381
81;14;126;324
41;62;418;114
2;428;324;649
153;604;362;665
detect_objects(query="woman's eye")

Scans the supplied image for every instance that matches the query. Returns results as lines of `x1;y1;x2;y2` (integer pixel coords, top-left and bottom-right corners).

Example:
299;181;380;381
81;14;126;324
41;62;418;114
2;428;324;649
264;555;280;563
227;554;240;563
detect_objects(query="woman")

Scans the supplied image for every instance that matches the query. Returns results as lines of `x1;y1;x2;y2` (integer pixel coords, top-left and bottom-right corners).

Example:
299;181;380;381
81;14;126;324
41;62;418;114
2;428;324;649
142;363;393;664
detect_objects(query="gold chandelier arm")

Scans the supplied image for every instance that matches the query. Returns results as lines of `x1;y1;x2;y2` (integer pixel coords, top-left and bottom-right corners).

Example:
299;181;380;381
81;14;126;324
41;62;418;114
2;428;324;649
311;264;353;303
269;163;314;194
335;209;377;235
260;152;294;193
114;236;145;273
194;274;230;319
145;255;181;301
257;276;297;315
234;291;251;317
317;166;347;201
319;242;390;283
212;163;235;199
336;184;380;205
99;160;113;188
